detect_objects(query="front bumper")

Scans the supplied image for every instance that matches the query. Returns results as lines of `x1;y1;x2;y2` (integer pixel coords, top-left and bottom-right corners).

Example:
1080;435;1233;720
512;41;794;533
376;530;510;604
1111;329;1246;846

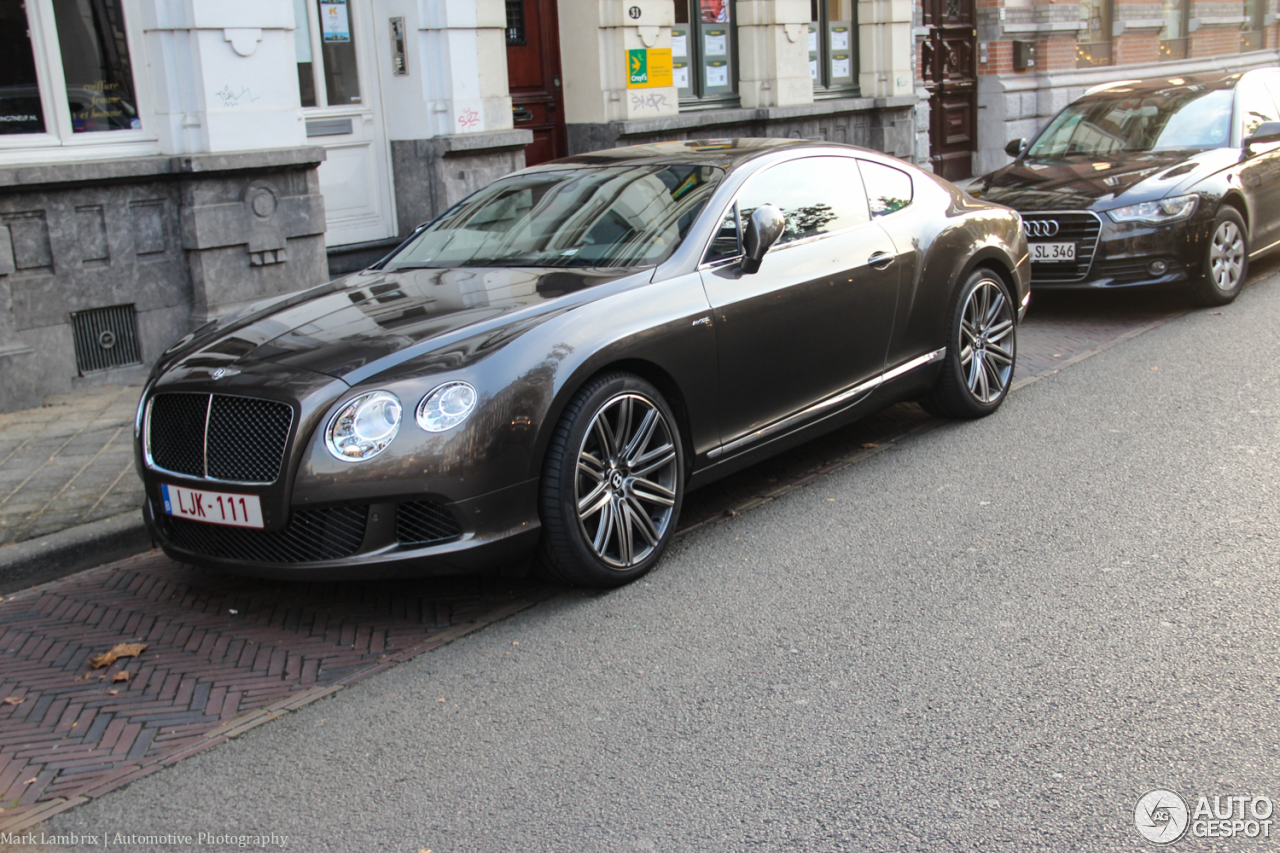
143;478;542;580
1028;212;1212;292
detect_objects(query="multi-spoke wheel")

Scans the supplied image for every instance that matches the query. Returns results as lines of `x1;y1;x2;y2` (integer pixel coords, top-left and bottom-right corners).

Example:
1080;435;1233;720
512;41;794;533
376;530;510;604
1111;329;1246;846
1194;207;1248;306
921;268;1017;419
538;373;684;587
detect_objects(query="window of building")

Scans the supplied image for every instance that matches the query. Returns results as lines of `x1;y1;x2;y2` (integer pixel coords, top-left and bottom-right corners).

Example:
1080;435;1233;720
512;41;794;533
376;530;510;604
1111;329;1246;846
672;0;736;107
1242;0;1267;51
1160;0;1189;60
1;0;145;147
809;0;856;95
1076;0;1112;67
295;0;363;108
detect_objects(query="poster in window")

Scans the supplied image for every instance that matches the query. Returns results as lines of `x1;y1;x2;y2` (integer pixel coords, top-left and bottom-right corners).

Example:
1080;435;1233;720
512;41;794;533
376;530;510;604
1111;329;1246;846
674;63;690;89
830;27;849;50
705;31;727;55
831;55;850;78
672;32;688;57
808;28;818;51
700;0;729;22
320;0;351;42
810;60;818;79
706;61;728;87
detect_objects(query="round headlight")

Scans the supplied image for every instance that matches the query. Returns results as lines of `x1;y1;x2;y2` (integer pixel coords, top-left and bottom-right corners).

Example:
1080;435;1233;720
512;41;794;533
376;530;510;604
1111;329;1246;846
416;382;478;433
325;391;402;461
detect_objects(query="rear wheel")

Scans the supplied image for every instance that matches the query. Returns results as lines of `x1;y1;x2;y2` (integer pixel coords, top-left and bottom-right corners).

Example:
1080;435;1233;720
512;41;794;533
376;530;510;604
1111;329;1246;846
1194;206;1248;306
537;373;684;587
921;268;1016;419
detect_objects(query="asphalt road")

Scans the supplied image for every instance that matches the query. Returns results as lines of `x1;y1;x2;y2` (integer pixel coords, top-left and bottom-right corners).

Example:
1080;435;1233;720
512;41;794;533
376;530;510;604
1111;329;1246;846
29;268;1280;852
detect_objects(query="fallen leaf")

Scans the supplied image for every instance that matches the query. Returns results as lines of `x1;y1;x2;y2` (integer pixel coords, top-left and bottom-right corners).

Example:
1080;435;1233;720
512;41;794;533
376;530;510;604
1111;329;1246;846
1150;366;1159;371
1210;311;1223;315
861;442;879;449
23;777;36;785
1052;353;1062;358
112;671;130;683
108;690;118;696
89;643;148;669
3;697;24;706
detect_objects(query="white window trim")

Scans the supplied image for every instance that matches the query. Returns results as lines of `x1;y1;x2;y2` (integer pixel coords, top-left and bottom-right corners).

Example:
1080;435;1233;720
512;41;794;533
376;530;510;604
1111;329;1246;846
0;0;160;165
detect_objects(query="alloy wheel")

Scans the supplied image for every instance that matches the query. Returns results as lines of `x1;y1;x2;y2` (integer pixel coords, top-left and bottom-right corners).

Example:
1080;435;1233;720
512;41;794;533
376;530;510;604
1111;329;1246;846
574;393;679;569
1209;219;1245;293
960;279;1015;404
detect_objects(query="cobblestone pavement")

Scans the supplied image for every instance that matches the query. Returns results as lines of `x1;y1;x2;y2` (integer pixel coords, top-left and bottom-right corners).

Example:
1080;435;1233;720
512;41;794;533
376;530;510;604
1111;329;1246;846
0;264;1268;832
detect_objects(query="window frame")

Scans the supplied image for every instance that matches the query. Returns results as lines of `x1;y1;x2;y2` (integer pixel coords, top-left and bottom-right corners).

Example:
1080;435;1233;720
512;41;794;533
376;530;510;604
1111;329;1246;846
808;0;858;98
1159;0;1190;61
672;0;740;110
1;0;157;161
1076;0;1113;68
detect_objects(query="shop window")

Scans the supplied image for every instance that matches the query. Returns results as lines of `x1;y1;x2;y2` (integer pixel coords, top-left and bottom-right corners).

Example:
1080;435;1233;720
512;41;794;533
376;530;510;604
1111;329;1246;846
672;0;737;107
1076;0;1112;67
1160;0;1189;60
295;0;363;108
1242;0;1266;51
809;0;857;96
1;0;143;144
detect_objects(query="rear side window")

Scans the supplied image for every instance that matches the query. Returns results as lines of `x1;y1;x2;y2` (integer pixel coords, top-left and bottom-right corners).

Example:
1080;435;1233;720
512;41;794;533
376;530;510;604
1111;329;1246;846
1238;76;1280;138
859;160;913;217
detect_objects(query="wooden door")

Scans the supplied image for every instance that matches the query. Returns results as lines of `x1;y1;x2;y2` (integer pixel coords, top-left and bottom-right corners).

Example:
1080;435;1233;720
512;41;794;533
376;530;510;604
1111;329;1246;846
506;0;567;165
921;0;977;180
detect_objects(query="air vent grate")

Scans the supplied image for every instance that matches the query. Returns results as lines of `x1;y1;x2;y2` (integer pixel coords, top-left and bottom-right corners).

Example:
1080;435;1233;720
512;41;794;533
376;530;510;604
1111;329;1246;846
70;304;142;374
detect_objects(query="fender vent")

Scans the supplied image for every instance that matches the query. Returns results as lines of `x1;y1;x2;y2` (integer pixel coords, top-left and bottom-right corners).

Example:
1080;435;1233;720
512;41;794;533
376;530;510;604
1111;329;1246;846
71;304;142;374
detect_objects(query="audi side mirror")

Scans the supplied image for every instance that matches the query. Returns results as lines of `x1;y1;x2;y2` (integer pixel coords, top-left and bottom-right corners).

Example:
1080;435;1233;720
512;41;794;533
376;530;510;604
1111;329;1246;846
741;204;786;274
1245;121;1280;155
1005;138;1027;158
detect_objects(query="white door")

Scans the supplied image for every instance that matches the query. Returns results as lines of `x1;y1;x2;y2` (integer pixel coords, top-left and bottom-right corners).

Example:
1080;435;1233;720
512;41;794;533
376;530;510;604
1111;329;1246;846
294;0;396;246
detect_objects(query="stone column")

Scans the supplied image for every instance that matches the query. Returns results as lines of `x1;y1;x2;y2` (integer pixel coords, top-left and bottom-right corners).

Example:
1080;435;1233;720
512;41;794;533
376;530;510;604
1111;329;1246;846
139;0;306;154
736;0;814;107
858;0;916;97
417;0;515;135
561;0;678;125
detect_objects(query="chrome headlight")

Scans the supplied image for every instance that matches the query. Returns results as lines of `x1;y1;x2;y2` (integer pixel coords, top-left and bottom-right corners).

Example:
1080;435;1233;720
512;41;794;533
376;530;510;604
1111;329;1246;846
416;382;478;433
325;391;402;461
1106;194;1198;224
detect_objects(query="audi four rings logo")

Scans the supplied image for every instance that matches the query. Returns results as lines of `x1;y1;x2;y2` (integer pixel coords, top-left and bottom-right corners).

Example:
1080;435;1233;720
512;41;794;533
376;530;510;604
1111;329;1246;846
1025;220;1061;238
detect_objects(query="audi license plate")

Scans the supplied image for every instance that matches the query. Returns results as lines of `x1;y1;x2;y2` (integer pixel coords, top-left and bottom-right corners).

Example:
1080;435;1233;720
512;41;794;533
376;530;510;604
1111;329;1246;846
1031;242;1076;262
161;484;264;528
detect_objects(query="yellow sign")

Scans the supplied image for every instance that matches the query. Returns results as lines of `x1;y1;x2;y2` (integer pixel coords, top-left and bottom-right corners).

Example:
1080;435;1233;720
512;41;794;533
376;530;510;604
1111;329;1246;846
626;48;673;89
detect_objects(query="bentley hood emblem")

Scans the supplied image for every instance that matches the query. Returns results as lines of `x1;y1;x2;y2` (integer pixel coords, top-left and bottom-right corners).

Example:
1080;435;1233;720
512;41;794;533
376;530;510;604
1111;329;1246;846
210;367;241;380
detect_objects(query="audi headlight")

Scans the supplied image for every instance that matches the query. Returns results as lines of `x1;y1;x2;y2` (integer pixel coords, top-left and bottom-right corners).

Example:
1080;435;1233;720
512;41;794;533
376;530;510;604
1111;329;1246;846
1107;194;1198;224
325;391;402;461
416;382;478;433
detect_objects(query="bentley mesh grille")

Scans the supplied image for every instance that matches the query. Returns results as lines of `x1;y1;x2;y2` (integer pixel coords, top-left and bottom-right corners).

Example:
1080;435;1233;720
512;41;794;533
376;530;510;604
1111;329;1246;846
396;501;463;546
1025;212;1102;282
149;393;293;483
160;505;369;563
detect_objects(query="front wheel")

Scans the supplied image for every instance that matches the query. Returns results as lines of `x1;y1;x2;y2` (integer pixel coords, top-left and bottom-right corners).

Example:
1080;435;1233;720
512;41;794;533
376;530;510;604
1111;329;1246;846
921;268;1017;419
1193;206;1248;306
537;373;684;587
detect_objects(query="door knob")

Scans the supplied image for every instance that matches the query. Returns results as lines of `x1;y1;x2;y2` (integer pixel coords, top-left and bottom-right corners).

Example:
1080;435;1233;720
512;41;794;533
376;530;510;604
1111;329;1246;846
868;252;895;270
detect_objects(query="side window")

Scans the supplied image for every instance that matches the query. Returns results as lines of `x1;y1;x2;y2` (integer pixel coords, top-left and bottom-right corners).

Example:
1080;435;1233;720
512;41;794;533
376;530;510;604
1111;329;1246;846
1238;77;1279;138
704;204;741;263
858;160;913;217
736;157;870;247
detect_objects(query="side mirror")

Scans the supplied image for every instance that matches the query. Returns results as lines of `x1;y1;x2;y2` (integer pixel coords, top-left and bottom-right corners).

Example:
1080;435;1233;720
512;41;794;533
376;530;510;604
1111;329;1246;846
1004;138;1027;158
1245;121;1280;153
741;204;786;274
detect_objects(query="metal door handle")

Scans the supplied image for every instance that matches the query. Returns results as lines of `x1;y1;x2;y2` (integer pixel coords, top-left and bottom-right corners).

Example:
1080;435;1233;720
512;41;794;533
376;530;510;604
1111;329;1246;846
868;252;895;270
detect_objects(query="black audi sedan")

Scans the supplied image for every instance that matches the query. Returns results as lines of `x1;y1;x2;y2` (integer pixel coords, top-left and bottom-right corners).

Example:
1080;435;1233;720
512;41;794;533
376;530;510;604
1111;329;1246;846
136;139;1029;588
970;69;1280;305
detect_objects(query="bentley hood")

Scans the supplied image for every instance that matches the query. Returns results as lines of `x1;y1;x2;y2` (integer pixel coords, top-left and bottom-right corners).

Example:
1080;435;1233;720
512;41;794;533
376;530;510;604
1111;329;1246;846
973;148;1241;211
160;266;640;385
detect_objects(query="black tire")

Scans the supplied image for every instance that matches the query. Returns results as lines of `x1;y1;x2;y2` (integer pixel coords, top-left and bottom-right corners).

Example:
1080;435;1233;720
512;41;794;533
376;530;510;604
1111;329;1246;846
921;268;1017;419
1193;206;1248;306
537;373;684;588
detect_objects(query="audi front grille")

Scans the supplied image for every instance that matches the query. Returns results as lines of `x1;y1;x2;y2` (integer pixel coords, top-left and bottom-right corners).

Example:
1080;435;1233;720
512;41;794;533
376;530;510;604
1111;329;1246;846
147;393;294;484
1023;212;1102;282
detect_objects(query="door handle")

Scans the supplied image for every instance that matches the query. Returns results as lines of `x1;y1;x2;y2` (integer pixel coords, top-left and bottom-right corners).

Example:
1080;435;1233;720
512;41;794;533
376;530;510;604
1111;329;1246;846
868;252;895;270
513;107;534;122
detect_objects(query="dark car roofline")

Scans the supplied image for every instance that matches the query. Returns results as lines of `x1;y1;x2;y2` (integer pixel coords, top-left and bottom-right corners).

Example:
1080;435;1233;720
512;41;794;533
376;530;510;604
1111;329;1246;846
519;138;822;172
1076;70;1250;103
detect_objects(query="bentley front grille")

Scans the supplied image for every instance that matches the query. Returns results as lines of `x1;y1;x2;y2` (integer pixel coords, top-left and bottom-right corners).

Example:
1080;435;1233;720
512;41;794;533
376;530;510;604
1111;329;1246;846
160;504;369;564
148;393;294;484
1024;212;1102;282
